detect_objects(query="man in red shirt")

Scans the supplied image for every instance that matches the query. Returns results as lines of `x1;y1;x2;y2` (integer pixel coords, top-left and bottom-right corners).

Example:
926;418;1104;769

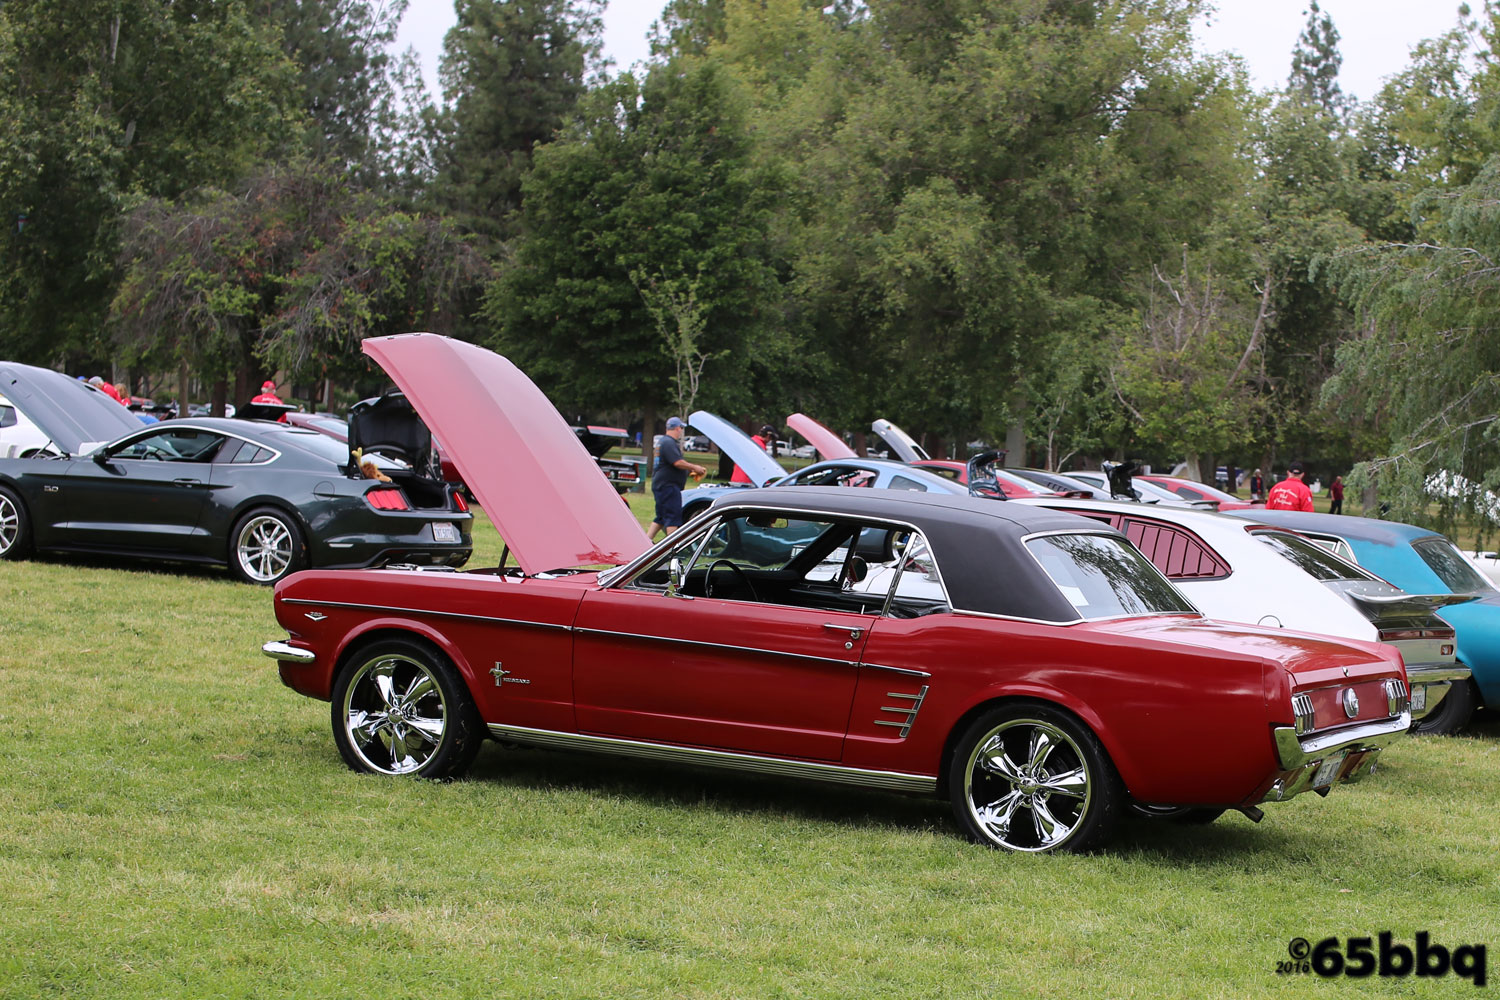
1266;461;1315;512
730;424;776;484
252;380;283;405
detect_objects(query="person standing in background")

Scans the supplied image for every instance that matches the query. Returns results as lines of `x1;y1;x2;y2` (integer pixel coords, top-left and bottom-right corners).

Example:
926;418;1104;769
730;424;776;484
1329;475;1345;515
647;417;706;541
1266;461;1315;512
1249;468;1265;503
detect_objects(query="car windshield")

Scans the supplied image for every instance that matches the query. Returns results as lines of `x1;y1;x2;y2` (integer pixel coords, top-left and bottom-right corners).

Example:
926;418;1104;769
1025;532;1195;620
1412;536;1495;594
1250;530;1367;582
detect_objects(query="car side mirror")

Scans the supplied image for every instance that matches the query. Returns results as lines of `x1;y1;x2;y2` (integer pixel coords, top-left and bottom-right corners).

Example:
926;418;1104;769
92;450;112;466
843;556;868;589
666;556;687;598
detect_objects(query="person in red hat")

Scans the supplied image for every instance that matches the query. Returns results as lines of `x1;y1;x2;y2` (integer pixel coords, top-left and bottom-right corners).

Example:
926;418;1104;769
252;380;283;405
251;379;288;421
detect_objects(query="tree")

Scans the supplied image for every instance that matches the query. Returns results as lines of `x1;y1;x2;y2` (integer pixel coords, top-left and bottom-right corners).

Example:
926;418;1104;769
111;161;491;404
1288;0;1347;120
489;60;784;426
257;0;410;173
433;0;604;239
0;0;303;368
1320;3;1500;529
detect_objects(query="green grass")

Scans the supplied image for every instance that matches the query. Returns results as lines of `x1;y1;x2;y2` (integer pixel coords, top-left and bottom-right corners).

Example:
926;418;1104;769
4;512;1500;998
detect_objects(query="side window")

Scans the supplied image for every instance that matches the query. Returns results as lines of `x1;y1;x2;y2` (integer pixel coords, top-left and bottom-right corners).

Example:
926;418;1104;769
0;405;14;429
889;475;928;493
1121;519;1229;579
114;428;225;462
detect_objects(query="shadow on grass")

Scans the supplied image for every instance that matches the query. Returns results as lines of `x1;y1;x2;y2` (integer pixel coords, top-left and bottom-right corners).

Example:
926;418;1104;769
456;740;1333;860
20;549;236;586
467;742;951;837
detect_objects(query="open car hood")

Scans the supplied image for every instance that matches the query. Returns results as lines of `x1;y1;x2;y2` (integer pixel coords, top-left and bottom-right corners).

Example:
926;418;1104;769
786;412;855;460
871;418;929;462
362;334;648;573
0;362;141;455
688;410;784;486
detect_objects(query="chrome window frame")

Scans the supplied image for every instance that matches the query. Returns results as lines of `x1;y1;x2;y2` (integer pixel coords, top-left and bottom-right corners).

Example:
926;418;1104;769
104;421;285;468
600;501;955;616
1020;528;1203;623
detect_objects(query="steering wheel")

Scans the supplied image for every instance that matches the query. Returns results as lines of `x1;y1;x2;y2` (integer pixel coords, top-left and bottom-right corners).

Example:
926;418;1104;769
705;559;758;601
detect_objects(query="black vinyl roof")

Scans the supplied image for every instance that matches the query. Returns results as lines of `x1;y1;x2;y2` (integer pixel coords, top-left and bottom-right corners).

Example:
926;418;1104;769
711;486;1122;621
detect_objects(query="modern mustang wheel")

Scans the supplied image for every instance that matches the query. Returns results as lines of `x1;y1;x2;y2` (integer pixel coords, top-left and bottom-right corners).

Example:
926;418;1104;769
0;486;33;560
949;704;1122;853
331;638;484;778
1410;676;1477;735
230;506;305;585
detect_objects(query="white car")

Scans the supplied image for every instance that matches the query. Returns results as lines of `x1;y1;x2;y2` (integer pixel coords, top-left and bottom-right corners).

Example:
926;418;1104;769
1062;469;1211;508
1466;550;1500;586
1012;497;1471;733
0;394;59;458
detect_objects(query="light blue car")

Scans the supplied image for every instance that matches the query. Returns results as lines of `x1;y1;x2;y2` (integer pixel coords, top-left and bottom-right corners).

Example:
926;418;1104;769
1227;509;1500;732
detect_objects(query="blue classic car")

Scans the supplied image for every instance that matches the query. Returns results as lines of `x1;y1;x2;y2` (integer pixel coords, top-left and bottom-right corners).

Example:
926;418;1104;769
1227;509;1499;732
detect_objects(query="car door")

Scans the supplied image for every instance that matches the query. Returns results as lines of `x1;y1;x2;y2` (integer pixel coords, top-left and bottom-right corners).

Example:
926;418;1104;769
59;426;226;553
571;512;876;761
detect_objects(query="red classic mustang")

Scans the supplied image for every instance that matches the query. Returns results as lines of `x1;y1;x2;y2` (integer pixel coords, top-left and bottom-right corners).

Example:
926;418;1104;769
263;334;1412;853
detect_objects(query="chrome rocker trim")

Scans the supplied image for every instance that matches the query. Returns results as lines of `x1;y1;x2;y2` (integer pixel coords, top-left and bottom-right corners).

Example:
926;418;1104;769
488;723;937;794
1273;711;1410;770
262;640;316;665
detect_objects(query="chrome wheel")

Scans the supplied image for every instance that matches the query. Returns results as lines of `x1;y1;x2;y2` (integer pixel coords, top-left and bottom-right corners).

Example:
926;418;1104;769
964;719;1090;851
234;511;295;583
341;651;450;775
0;491;19;554
0;486;30;560
954;704;1122;851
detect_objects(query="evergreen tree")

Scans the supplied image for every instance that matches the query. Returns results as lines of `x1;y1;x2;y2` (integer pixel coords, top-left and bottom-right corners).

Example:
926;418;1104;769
433;0;604;240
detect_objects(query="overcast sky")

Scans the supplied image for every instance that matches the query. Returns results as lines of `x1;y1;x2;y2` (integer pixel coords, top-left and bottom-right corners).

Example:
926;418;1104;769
395;1;1473;104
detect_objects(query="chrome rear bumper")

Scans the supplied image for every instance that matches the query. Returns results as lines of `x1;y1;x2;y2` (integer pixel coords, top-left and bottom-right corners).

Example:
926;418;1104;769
1405;661;1472;719
1263;711;1411;802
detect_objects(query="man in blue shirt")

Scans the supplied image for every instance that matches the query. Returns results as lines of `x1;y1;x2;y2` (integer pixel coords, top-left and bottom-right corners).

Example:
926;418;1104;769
647;416;707;541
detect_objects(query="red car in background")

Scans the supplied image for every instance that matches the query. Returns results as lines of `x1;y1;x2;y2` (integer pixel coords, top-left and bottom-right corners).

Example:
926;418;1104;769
1136;475;1258;511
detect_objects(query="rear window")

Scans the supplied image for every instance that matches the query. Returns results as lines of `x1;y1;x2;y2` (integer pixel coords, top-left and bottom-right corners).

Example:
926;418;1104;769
1025;532;1196;620
1250;530;1366;582
1412;537;1494;593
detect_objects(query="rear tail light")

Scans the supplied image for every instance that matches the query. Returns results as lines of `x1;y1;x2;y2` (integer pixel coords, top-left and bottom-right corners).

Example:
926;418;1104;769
1292;692;1315;735
366;488;410;511
1383;678;1410;716
452;491;469;513
1377;626;1456;642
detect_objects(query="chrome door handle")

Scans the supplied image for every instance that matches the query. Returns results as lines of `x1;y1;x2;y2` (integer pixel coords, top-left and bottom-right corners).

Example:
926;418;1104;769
822;622;863;639
172;478;202;486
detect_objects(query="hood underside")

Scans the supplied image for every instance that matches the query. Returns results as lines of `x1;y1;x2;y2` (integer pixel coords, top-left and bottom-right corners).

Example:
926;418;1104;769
688;411;784;486
871;418;929;463
787;413;855;461
362;334;648;573
0;362;141;455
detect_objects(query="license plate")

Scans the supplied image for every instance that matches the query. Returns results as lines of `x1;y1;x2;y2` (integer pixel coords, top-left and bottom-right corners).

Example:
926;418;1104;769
1411;685;1427;714
432;522;461;543
1312;752;1347;788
